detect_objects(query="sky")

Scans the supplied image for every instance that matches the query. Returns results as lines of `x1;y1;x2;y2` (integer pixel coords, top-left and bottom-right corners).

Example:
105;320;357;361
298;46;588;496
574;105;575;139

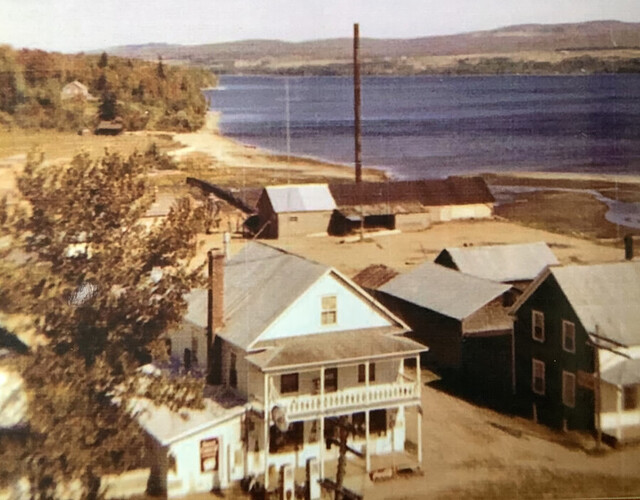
2;0;640;53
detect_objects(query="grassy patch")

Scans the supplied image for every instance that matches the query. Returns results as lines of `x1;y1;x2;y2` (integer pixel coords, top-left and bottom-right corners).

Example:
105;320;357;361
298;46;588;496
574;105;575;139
0;130;179;161
495;190;638;240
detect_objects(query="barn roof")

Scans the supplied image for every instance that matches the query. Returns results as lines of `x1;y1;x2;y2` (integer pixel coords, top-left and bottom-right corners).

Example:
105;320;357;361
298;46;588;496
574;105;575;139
379;262;511;321
265;184;336;213
352;264;399;289
437;242;559;283
550;261;640;347
329;177;494;209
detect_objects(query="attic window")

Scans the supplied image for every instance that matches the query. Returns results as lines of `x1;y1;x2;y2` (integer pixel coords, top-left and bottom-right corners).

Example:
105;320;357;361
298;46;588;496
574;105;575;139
321;295;337;325
289;216;299;222
532;310;545;342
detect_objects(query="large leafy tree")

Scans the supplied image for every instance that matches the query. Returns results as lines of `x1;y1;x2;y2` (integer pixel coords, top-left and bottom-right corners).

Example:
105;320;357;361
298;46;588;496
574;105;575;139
0;151;206;498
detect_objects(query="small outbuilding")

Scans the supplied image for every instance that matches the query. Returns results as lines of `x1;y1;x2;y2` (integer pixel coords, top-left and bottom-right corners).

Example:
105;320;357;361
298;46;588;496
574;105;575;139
255;184;336;238
61;80;95;101
95;120;124;136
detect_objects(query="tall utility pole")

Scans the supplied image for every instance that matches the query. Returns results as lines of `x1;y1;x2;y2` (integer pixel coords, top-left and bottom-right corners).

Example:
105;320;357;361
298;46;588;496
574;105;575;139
353;23;362;184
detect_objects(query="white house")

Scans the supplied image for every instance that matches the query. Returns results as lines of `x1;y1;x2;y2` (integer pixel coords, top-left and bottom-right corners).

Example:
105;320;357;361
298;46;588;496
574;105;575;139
149;242;426;497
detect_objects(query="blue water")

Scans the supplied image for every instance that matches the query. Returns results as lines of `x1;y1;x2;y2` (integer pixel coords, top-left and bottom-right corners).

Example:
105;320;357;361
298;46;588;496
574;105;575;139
205;75;640;180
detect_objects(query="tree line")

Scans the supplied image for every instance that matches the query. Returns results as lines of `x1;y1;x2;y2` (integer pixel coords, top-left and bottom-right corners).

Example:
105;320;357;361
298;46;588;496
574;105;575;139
0;46;216;132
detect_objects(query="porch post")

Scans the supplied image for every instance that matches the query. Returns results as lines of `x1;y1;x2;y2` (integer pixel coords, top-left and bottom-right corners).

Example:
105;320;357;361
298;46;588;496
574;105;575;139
417;406;423;465
319;367;325;479
365;409;371;473
616;385;623;441
263;373;270;490
416;354;423;466
365;362;371;472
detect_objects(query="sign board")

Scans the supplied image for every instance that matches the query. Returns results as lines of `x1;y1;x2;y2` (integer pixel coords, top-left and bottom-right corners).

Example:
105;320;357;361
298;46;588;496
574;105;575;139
200;437;219;472
577;370;595;390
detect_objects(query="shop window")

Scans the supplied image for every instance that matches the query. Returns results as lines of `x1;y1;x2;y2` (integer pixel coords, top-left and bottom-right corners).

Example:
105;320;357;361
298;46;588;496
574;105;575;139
270;421;304;453
370;409;387;434
281;373;299;394
321;295;337;325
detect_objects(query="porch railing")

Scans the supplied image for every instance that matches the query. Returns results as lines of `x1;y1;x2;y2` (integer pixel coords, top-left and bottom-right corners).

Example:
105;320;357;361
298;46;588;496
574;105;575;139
271;380;419;419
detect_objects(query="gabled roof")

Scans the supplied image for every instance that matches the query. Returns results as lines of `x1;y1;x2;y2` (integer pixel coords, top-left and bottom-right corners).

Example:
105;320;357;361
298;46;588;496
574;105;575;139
329;177;494;209
549;261;640;347
220;242;328;349
379;262;511;321
183;242;408;351
436;242;559;283
264;184;336;213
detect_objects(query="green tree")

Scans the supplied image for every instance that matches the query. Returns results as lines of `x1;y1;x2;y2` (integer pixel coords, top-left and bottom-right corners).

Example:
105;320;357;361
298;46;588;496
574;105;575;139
157;55;166;79
98;51;108;69
0;151;206;498
98;90;117;120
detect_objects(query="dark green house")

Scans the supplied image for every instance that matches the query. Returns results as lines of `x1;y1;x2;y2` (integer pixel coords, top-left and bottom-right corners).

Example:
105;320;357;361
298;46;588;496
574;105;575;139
511;261;640;443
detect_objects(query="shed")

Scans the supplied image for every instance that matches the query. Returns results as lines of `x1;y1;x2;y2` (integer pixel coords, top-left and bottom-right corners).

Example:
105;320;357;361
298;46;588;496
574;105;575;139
256;184;336;238
435;241;559;290
135;387;248;497
61;80;94;101
95;120;124;136
375;262;514;398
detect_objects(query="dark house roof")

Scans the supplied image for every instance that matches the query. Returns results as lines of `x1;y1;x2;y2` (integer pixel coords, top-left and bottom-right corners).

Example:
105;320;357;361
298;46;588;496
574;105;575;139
329;177;494;212
352;264;399;289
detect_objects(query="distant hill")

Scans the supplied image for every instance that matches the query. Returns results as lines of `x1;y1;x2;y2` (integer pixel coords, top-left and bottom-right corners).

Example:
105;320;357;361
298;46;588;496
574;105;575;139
105;21;640;75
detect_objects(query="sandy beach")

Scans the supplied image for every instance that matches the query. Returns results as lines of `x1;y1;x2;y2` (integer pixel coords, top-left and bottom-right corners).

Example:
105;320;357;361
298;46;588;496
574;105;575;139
171;111;386;182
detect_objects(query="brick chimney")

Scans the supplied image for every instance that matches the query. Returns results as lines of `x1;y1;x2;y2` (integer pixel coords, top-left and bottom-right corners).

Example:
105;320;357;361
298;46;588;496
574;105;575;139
207;249;225;384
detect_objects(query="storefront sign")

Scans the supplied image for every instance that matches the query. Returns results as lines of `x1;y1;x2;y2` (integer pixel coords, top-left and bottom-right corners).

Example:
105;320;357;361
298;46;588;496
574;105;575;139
200;437;219;472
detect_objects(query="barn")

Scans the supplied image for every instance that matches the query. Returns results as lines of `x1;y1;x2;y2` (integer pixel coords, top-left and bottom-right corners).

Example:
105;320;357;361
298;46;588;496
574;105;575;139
328;177;494;235
255;184;336;238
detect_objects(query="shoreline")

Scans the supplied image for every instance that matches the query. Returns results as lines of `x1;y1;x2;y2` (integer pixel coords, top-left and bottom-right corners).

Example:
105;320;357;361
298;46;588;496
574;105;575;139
170;111;388;183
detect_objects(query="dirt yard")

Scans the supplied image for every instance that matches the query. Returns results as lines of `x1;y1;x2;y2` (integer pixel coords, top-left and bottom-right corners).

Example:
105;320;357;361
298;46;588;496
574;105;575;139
364;367;640;499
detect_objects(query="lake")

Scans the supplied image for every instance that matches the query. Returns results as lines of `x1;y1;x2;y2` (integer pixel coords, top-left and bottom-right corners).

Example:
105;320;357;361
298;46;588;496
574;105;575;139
205;74;640;180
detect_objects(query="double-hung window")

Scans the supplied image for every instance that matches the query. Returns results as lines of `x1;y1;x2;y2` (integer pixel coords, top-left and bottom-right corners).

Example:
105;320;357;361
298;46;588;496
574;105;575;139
562;321;576;353
532;310;545;342
562;371;576;408
321;295;337;325
532;358;545;395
